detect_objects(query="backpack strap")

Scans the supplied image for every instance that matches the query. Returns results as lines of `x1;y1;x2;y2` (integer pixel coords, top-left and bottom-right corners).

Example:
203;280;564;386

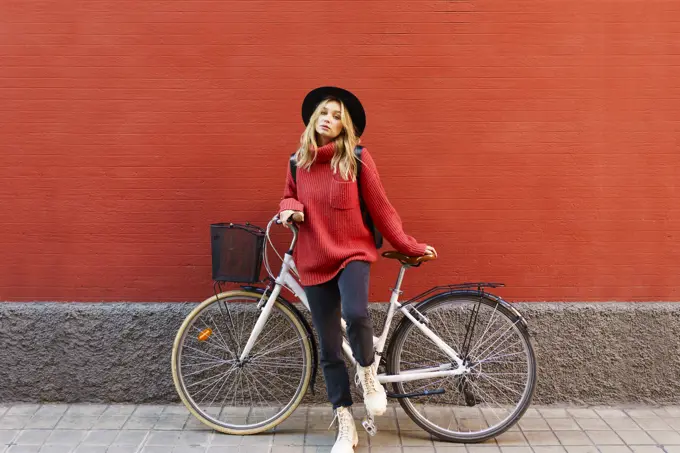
354;145;365;211
289;153;298;184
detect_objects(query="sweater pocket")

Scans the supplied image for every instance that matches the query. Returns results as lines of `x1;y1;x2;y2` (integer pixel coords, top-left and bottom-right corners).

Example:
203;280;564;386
330;180;357;210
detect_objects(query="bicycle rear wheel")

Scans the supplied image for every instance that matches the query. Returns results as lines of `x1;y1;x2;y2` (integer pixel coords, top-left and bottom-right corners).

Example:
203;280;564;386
171;290;313;434
386;293;536;443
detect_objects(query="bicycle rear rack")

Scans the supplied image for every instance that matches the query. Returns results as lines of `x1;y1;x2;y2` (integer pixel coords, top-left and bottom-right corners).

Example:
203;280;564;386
403;282;505;306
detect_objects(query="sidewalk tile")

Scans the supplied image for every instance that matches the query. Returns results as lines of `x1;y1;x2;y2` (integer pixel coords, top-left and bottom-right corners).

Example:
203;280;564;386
276;416;308;431
532;448;567;453
522;430;560;445
153;415;189;430
15;430;52;445
648;429;680;444
538;408;569;419
400;431;434;447
552;430;592;446
73;446;108;453
7;406;41;417
210;433;243;446
634;417;671;431
499;447;533;453
616;430;656;445
270;447;304;453
584;430;624;445
34;407;68;418
598;447;631;453
1;416;32;429
105;447;139;453
239;433;273;446
92;415;129;429
122;417;159;430
81;430;119;445
546;418;581;431
102;406;137;416
574;418;609;430
566;409;599;419
38;446;71;453
273;432;306;446
25;417;60;430
55;416;97;430
630;447;665;452
521;409;542;418
177;431;213;446
626;409;658;418
304;431;334;446
595;408;628;419
45;430;86;446
367;429;401;446
494;430;528;446
8;447;41;453
112;430;148;446
518;417;550;431
65;405;108;417
133;406;166;417
605;417;641;430
0;431;19;444
432;446;467;452
162;405;190;415
145;430;181;446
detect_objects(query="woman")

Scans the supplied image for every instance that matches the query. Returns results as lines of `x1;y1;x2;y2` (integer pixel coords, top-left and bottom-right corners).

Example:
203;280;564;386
279;86;437;453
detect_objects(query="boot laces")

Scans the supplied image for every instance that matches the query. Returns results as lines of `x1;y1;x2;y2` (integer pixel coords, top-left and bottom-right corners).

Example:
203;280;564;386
329;407;353;441
356;364;378;394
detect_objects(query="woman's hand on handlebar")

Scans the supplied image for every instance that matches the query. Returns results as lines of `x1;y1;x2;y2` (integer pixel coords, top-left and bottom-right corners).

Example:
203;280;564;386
424;245;438;258
279;210;304;228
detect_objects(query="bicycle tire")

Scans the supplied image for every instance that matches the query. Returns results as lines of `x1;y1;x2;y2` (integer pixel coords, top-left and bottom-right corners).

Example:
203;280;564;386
171;290;313;434
386;292;536;443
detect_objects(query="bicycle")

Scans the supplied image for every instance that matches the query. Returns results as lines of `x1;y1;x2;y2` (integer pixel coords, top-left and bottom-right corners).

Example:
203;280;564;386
171;216;537;443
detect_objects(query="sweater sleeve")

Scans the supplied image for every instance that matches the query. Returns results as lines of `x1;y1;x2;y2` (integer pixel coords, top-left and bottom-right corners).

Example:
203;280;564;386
359;149;428;257
279;159;305;213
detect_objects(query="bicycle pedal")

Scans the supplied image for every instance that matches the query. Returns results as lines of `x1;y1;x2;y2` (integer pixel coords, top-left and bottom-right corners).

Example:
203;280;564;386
361;417;377;436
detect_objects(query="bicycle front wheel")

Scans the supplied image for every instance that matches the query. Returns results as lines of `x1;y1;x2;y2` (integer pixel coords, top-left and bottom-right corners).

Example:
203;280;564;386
171;290;313;434
387;293;536;443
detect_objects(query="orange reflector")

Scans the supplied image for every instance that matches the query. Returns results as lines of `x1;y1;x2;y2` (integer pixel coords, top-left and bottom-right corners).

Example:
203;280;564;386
198;328;213;341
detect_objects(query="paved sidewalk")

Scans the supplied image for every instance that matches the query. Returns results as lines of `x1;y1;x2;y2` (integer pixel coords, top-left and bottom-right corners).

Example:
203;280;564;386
2;403;680;453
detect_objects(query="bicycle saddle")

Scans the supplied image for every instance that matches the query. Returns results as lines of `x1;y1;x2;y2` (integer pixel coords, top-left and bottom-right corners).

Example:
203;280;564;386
382;250;436;266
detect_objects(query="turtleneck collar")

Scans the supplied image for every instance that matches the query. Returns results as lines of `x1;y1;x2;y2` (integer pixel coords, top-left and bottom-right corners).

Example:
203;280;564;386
313;141;336;163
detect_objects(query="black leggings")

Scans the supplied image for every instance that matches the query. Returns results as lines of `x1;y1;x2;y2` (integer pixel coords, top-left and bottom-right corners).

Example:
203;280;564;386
304;260;375;409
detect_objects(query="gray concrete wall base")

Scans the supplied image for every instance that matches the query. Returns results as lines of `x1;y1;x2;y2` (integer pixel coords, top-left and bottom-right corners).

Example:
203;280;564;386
1;302;678;404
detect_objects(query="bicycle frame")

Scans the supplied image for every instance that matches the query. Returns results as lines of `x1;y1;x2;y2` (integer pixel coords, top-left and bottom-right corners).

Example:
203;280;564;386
239;216;468;385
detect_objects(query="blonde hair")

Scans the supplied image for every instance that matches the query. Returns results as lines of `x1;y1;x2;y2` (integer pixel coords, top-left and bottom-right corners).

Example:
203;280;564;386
294;97;361;181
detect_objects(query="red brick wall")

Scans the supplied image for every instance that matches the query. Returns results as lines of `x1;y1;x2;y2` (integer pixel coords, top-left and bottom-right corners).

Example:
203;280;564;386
1;1;678;302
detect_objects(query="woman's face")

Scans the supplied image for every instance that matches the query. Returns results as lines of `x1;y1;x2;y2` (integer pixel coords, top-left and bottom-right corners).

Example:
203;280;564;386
315;100;343;142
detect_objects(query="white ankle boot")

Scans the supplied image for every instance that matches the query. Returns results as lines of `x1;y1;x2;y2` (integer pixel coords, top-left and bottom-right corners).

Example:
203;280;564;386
356;363;387;416
330;406;358;453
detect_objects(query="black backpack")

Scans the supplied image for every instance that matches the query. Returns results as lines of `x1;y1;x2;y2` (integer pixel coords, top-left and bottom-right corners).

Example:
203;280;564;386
289;145;383;249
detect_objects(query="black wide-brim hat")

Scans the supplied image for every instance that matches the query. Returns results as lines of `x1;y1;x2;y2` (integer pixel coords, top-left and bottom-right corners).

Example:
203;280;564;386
302;86;366;137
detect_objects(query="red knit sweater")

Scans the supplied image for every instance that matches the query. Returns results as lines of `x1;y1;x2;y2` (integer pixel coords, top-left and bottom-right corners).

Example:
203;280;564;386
279;142;427;286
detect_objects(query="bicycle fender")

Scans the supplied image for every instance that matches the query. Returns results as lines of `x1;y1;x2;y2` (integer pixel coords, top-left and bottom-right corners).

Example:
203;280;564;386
241;286;320;396
401;289;528;331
